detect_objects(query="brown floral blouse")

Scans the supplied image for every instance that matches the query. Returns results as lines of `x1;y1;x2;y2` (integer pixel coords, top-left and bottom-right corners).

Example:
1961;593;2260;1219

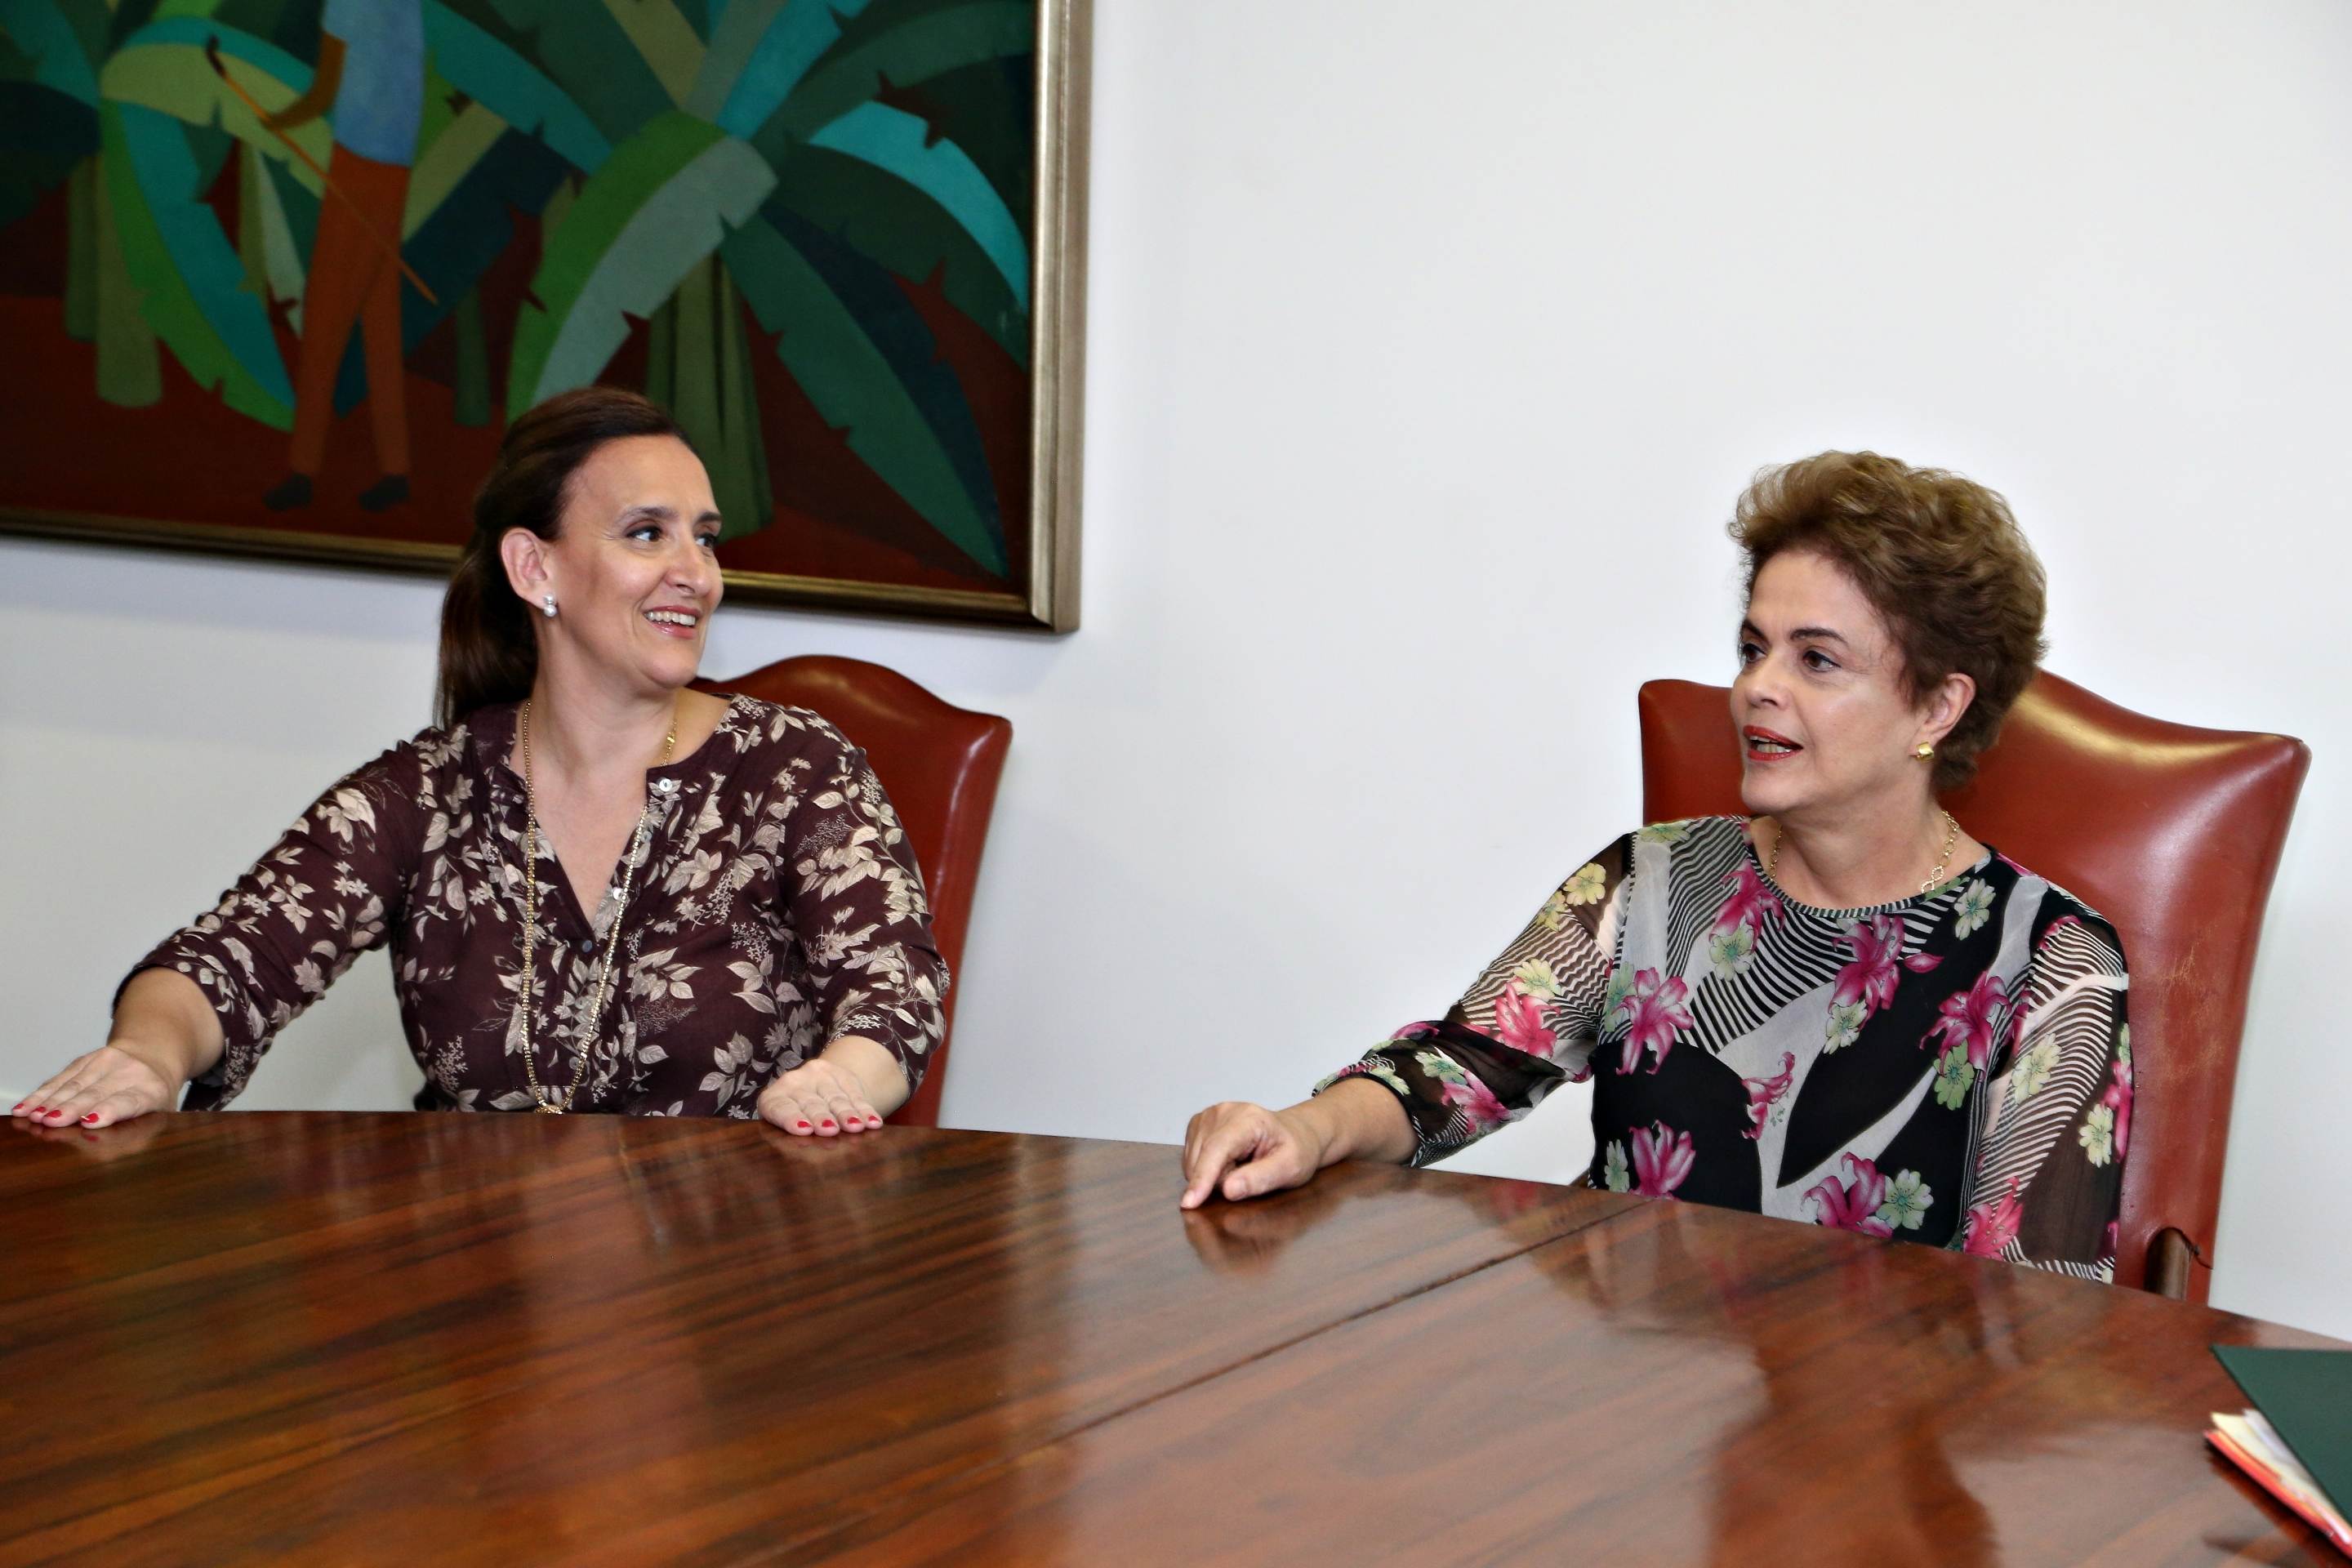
131;697;949;1116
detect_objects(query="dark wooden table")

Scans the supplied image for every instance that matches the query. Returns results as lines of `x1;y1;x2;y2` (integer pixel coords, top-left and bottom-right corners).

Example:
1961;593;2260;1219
2;1115;2338;1566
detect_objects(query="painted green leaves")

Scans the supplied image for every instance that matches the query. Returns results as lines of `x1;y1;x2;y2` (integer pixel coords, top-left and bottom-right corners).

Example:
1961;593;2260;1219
508;111;774;416
87;20;327;425
102;100;293;425
703;0;879;136
810;104;1027;312
420;2;612;172
494;2;1027;572
725;212;1006;575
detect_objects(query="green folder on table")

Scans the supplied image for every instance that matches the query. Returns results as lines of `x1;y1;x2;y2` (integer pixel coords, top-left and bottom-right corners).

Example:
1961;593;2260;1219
2214;1346;2352;1521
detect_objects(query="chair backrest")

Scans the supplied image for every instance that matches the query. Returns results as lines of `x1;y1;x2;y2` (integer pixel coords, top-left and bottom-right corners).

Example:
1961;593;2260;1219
1637;673;2308;1299
697;657;1012;1128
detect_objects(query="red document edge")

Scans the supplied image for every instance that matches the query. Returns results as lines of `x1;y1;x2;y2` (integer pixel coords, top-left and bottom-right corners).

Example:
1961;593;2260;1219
2207;1428;2352;1559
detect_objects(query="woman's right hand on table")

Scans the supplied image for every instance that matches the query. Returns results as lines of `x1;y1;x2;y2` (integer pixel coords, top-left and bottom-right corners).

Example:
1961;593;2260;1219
12;1042;181;1129
12;969;220;1129
1179;1076;1420;1209
1180;1100;1331;1209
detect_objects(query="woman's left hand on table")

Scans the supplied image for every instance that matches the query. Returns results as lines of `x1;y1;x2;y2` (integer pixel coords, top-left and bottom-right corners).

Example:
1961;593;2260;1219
757;1055;886;1136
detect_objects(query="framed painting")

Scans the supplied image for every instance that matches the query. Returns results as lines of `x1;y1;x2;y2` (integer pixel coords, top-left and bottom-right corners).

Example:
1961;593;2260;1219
0;0;1089;630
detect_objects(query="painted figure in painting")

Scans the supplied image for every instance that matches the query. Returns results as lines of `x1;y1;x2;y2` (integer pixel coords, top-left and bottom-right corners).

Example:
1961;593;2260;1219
261;0;426;513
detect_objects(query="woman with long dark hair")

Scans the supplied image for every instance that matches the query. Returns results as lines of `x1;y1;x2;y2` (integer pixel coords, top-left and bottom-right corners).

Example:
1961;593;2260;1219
16;388;946;1132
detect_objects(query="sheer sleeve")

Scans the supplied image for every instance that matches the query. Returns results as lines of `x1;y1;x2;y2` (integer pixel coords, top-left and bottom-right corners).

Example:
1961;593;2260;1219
1315;835;1632;1166
781;724;951;1096
125;742;425;1109
1961;908;2131;1280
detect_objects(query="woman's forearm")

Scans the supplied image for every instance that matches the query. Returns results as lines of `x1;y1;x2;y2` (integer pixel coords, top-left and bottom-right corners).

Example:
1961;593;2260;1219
109;968;227;1094
821;1035;911;1116
1289;1076;1417;1169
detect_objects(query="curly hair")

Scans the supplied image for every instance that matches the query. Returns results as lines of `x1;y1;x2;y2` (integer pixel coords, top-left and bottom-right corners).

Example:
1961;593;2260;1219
1729;452;2048;791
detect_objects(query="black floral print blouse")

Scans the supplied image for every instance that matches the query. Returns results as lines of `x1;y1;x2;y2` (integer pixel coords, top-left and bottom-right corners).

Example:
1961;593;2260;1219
1322;817;2132;1280
131;697;949;1116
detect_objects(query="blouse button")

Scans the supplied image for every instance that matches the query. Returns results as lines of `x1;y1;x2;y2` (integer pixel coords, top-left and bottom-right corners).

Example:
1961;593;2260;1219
577;938;596;954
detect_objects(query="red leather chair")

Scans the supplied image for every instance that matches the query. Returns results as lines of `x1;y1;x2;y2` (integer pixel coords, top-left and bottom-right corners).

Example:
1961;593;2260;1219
697;657;1011;1128
1637;673;2308;1299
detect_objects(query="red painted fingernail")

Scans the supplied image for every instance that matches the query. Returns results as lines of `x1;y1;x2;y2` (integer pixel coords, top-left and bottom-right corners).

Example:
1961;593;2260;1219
81;1114;99;1125
795;1120;811;1130
10;1102;22;1112
821;1119;836;1129
29;1106;45;1116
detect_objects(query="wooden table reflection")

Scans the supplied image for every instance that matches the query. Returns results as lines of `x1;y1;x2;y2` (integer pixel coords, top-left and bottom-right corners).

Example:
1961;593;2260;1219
1;1114;2336;1566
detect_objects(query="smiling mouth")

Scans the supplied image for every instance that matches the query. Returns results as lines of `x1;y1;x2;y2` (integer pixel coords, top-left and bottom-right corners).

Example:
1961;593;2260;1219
1743;727;1802;760
644;608;700;631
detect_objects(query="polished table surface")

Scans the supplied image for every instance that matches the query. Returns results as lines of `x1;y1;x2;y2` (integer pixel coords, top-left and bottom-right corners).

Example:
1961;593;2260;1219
2;1113;2340;1566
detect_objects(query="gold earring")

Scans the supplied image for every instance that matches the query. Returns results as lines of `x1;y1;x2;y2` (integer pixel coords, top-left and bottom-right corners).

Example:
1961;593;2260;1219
1913;742;1936;761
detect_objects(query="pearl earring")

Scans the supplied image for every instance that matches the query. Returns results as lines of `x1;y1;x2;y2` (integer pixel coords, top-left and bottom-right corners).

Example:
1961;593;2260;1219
541;595;557;619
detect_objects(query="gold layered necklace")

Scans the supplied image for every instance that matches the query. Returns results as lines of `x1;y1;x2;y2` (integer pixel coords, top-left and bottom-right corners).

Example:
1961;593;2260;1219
1766;808;1961;900
512;699;677;1114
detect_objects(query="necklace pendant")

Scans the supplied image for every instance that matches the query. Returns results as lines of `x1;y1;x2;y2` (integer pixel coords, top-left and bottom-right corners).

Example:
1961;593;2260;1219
536;1102;564;1115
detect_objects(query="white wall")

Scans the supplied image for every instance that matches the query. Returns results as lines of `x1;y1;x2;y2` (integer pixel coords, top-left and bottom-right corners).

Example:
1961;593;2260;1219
5;0;2347;1339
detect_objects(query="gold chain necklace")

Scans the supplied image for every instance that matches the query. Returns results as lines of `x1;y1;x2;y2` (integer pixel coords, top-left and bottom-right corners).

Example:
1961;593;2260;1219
513;699;677;1114
1766;808;1961;899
